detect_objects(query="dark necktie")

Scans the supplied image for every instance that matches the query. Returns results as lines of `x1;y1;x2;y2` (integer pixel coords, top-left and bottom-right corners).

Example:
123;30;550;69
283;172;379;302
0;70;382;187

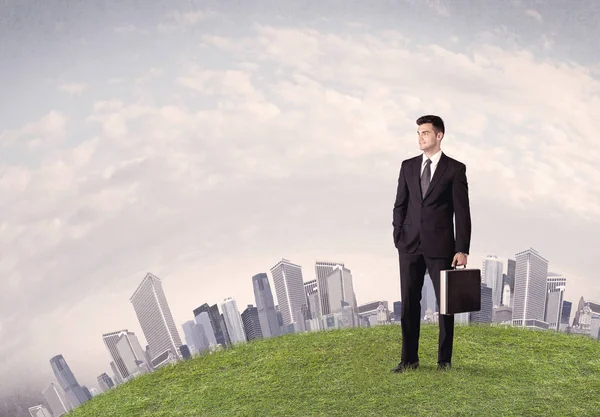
421;158;432;196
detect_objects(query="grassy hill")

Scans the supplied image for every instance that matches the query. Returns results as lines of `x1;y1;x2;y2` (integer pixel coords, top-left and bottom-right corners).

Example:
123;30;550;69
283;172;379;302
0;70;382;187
69;324;600;416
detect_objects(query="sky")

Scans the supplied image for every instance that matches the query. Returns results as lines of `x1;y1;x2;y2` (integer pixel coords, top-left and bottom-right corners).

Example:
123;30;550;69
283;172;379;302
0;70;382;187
1;0;599;397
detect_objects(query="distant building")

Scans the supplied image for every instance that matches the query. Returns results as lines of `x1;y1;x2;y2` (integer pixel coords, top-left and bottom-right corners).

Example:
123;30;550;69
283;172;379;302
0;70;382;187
179;344;191;359
49;354;88;408
512;248;549;329
271;259;307;327
81;386;92;400
130;273;183;361
103;330;150;381
193;313;217;351
315;261;345;316
241;304;263;341
493;306;512;324
97;373;114;392
482;255;504;307
470;285;493;324
253;273;281;338
221;297;247;344
42;381;71;417
151;350;177;368
393;301;402;322
193;303;228;347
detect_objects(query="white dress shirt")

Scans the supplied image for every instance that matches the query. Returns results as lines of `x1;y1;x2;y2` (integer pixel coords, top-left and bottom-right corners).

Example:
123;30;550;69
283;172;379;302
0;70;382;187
421;149;442;179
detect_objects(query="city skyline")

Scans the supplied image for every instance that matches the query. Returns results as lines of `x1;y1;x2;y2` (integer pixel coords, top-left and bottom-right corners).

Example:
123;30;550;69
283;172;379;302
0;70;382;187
2;0;600;403
27;245;594;404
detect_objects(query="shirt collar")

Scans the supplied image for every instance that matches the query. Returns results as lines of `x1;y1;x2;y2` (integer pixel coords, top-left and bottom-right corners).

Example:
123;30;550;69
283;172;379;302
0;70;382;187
423;149;442;165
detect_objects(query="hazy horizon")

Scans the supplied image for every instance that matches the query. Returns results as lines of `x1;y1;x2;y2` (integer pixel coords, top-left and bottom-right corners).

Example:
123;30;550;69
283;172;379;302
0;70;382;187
1;0;599;401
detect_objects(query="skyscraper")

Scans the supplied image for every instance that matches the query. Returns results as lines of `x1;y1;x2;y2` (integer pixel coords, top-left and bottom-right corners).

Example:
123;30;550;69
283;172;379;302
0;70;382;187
512;248;549;328
315;261;345;316
252;273;281;338
271;258;306;326
221;297;246;344
42;381;71;417
470;284;493;324
97;373;114;392
102;330;148;381
193;303;228;347
482;255;504;307
193;311;218;349
130;273;183;360
241;304;264;341
547;272;567;292
49;355;88;408
325;265;357;315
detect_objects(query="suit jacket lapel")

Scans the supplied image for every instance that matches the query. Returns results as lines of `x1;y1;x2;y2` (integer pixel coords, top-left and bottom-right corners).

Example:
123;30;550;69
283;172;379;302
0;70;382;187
423;152;449;201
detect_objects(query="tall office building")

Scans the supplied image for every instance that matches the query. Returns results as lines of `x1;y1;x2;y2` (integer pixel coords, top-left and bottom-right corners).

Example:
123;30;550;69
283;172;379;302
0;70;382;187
304;279;319;319
130;273;183;360
193;303;228;347
547;272;567;292
49;355;88;408
506;259;516;289
307;288;321;321
315;261;345;316
252;273;281;338
470;284;493;323
109;361;123;385
194;312;218;349
482;255;504;307
325;265;357;315
503;259;516;307
545;272;567;331
561;300;572;326
502;280;512;307
241;304;264;341
42;382;71;417
97;373;114;392
102;330;148;380
271;259;307;326
512;248;549;328
182;320;211;353
221;297;247;344
393;301;402;321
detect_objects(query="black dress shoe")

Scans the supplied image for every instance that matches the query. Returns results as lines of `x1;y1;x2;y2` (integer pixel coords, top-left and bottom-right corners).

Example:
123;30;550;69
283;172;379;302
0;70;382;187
391;361;419;373
437;362;451;371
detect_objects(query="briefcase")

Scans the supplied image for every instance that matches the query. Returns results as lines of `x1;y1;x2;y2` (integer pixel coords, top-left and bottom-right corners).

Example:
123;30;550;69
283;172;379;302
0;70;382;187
439;265;481;315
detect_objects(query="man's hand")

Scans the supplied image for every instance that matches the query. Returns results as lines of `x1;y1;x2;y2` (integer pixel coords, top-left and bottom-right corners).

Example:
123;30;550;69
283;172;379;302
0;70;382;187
452;252;468;267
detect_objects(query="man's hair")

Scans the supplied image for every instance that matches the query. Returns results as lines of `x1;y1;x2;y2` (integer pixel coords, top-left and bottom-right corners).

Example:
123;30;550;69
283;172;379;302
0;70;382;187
416;115;445;135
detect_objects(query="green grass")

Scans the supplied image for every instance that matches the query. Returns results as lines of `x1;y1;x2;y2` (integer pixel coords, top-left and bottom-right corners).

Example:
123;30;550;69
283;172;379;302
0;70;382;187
69;324;600;416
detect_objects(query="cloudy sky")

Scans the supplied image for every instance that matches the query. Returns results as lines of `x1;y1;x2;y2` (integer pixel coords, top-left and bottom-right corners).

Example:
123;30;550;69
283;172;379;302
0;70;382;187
1;0;599;395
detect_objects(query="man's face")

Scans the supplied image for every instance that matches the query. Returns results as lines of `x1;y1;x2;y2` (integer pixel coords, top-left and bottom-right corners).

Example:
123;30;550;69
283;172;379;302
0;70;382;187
417;123;442;152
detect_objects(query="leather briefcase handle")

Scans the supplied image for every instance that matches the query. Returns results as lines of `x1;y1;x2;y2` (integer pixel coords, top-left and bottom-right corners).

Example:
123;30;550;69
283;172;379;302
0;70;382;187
451;264;467;269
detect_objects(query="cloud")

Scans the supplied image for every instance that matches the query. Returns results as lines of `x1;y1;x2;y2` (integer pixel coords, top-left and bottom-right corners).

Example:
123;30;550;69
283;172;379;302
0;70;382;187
525;9;543;23
0;110;68;149
158;9;223;33
114;24;149;35
59;83;88;95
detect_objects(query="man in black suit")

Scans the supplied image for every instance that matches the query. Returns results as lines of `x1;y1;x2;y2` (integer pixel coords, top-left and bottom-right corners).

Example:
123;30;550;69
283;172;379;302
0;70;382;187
391;115;471;372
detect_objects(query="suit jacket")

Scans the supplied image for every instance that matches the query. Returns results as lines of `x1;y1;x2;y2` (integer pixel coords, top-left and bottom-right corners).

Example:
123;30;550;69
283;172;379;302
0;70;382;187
393;151;471;258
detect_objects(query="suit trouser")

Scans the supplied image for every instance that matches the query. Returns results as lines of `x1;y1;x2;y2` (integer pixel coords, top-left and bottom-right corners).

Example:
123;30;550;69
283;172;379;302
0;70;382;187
398;248;454;364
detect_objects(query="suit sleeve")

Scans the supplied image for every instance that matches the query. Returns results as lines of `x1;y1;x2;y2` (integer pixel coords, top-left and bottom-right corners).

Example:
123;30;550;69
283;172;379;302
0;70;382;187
392;161;409;247
453;164;472;254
